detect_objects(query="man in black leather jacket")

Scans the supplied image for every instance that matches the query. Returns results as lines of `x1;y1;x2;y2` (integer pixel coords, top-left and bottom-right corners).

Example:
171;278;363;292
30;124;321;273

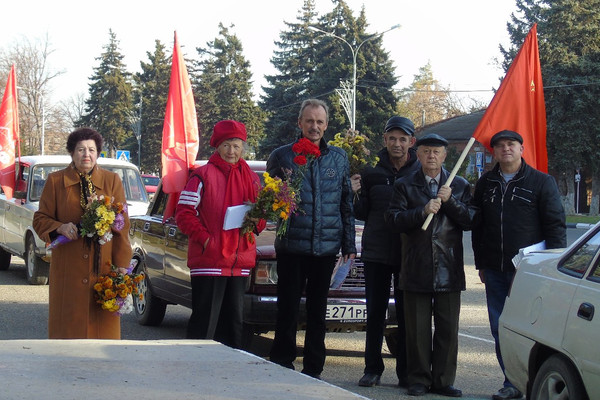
351;116;420;388
267;99;356;379
471;130;566;400
385;133;476;398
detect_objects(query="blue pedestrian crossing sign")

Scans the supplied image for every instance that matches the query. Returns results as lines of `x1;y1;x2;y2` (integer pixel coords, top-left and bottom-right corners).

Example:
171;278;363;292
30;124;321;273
116;150;130;162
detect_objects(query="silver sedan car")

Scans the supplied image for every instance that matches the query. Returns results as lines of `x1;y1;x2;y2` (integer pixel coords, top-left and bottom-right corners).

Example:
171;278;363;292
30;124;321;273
499;222;600;400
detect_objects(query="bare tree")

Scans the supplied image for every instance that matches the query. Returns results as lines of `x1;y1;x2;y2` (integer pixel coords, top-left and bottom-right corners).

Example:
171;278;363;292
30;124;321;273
0;33;64;154
397;62;467;128
59;92;87;129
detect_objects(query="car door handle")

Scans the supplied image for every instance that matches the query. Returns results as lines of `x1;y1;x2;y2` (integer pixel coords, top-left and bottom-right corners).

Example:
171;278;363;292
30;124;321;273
577;302;594;321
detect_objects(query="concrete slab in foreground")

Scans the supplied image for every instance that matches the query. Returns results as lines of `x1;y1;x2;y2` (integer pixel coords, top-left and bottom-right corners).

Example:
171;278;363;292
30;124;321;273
0;339;366;400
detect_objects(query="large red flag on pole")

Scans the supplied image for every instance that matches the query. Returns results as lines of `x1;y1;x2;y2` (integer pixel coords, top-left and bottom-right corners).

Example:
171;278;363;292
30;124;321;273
472;23;547;172
161;32;199;220
0;65;20;199
422;24;546;230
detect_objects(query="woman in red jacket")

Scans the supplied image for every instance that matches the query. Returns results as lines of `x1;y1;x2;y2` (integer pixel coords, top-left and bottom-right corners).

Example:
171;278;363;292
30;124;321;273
176;120;265;348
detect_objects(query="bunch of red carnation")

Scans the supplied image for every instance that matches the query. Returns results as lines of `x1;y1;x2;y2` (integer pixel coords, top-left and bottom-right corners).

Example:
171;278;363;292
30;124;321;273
292;138;321;165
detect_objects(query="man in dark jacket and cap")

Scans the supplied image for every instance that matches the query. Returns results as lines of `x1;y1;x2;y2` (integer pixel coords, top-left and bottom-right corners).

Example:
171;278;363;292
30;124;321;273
385;133;476;397
351;116;420;388
472;130;566;400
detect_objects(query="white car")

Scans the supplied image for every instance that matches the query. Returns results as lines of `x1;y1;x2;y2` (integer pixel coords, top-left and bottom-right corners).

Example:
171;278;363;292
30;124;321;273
499;222;600;400
0;155;149;284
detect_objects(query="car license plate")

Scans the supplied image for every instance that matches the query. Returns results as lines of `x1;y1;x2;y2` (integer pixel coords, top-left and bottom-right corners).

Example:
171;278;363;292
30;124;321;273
326;304;367;322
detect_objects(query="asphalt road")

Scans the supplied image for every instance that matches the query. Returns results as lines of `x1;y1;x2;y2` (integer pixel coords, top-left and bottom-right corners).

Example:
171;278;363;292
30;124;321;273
0;228;589;400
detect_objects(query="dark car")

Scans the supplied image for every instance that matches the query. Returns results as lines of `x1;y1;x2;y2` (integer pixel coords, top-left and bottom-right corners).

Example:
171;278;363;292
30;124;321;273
129;160;398;348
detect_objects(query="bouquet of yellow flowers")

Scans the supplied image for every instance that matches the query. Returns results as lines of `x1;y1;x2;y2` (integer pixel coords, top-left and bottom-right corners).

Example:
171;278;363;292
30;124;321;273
93;260;144;315
47;194;127;250
241;138;321;240
80;194;127;245
328;129;379;175
241;172;298;240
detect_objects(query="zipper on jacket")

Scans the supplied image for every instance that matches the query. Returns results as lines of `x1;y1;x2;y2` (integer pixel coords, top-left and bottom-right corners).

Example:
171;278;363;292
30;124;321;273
497;172;525;272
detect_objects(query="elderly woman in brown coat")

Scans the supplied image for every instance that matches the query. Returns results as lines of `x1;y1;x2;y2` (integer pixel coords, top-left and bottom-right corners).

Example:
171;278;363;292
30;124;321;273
33;127;132;339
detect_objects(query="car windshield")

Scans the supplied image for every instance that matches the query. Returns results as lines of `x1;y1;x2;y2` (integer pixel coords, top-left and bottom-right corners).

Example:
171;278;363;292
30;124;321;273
143;176;160;186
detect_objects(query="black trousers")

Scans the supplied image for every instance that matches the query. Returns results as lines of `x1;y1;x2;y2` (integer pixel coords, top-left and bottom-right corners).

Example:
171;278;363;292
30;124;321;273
269;253;336;375
363;261;407;381
403;290;461;389
187;275;245;349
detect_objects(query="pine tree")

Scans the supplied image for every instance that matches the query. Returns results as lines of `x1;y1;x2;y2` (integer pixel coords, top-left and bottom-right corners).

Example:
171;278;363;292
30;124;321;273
316;3;398;147
259;0;320;157
259;0;399;156
193;23;266;159
132;39;171;174
78;30;134;156
504;0;600;214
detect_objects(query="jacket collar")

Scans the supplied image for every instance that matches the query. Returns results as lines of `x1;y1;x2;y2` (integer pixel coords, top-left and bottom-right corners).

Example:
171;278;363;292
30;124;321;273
378;147;419;173
63;163;105;191
414;168;448;186
296;134;329;155
491;158;528;180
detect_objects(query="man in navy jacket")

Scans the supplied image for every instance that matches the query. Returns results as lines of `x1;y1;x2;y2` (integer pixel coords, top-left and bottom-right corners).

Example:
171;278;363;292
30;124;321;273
267;99;356;379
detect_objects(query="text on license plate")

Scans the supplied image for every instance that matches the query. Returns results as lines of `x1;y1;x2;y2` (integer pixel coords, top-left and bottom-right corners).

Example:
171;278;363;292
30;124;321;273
326;304;367;321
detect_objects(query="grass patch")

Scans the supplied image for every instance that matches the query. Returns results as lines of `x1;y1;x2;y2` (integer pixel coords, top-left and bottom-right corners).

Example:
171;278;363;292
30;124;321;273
567;215;600;224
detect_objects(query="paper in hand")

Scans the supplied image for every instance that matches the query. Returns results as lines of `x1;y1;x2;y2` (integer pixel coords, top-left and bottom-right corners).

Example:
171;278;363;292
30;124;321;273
223;204;252;230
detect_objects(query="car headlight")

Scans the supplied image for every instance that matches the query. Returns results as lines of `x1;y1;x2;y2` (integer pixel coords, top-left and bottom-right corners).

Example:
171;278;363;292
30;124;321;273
254;260;278;285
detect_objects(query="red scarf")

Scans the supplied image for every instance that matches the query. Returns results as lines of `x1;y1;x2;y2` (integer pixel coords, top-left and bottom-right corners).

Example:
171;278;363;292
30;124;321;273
208;152;258;256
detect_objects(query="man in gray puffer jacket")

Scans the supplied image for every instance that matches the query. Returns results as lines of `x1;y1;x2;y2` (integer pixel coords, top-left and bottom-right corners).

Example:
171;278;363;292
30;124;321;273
267;99;356;379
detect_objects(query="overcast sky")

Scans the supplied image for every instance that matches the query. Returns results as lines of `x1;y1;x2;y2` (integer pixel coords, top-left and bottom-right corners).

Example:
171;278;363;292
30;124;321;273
1;0;518;107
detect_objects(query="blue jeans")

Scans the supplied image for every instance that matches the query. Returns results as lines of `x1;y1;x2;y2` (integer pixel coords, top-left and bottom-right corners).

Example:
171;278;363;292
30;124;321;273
482;268;518;389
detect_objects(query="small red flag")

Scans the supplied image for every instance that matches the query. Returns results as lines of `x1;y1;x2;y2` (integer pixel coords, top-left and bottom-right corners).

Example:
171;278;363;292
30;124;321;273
161;32;199;220
0;65;20;199
473;24;548;172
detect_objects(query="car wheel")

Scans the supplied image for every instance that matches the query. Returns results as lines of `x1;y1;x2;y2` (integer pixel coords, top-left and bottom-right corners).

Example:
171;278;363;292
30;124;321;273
133;265;167;326
25;236;49;285
531;354;587;400
0;247;11;271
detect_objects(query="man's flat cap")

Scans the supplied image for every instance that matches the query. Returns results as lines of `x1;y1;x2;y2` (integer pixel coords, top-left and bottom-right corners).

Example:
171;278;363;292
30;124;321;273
384;116;415;135
416;133;448;147
490;130;523;147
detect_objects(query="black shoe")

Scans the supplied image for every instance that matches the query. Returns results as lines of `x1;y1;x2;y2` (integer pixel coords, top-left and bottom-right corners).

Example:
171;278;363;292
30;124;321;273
301;370;321;380
358;373;381;387
432;385;463;397
492;387;523;400
407;383;429;396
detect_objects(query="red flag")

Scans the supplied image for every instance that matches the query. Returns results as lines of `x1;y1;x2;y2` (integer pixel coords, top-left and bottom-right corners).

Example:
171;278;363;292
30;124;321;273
472;24;548;172
161;32;199;220
0;65;20;199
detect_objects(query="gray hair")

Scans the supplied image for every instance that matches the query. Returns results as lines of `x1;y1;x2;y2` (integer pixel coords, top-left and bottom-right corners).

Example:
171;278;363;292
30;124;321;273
298;98;329;120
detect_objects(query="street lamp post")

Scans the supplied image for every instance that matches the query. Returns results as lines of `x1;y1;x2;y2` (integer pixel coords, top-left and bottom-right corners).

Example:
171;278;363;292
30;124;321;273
17;86;45;155
308;24;400;130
